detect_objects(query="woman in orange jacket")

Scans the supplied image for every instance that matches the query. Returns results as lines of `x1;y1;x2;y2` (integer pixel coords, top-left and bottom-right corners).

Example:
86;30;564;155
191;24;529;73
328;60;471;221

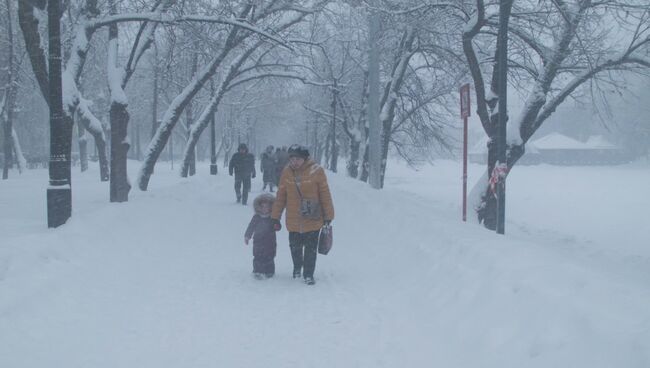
271;145;334;285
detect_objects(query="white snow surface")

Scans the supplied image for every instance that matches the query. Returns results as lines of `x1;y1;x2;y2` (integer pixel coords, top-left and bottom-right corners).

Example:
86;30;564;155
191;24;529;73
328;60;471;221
531;132;588;150
1;160;649;367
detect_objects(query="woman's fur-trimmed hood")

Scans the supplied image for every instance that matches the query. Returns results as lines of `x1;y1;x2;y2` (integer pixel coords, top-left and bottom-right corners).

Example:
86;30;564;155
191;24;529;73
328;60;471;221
253;193;276;216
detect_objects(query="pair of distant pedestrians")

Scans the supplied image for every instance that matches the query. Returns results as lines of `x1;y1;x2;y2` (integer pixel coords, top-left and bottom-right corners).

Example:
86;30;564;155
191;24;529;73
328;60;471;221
259;145;290;192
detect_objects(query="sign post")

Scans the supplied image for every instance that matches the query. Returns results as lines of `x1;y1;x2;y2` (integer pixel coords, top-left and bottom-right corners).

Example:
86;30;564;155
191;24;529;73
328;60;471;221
460;84;471;222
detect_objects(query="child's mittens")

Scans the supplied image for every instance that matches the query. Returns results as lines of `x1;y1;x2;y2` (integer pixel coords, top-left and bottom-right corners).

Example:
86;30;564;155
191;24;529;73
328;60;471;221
272;219;282;232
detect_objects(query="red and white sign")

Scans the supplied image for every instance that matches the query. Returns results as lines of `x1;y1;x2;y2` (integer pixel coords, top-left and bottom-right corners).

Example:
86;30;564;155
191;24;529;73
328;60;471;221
460;83;471;119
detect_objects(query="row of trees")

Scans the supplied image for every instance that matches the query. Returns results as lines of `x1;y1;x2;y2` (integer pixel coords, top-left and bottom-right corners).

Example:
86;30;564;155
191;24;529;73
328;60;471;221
2;0;648;228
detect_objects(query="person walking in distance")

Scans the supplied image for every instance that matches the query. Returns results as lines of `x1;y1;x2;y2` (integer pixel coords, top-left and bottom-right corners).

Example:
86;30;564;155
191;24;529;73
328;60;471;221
229;143;256;205
271;145;334;285
274;146;289;187
260;145;277;192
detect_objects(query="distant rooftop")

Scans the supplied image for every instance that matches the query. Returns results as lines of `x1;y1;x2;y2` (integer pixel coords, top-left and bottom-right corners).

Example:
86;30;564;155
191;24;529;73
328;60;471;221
470;132;620;153
584;135;618;149
531;132;588;150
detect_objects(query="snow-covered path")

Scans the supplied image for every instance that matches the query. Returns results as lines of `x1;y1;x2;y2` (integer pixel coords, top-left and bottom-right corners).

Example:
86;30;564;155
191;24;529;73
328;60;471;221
1;162;649;367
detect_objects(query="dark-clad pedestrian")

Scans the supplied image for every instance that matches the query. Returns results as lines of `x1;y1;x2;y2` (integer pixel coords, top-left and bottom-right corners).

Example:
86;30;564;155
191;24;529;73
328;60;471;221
229;143;256;205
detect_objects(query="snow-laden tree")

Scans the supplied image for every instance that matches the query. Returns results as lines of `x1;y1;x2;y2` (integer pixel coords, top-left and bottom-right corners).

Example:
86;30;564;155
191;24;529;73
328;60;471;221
297;9;366;175
1;0;27;179
296;1;462;182
18;0;121;183
138;0;331;189
349;1;464;186
462;0;650;229
105;0;175;202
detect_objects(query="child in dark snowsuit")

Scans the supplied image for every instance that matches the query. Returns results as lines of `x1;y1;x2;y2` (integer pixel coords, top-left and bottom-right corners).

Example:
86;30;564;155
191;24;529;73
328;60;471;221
245;193;280;279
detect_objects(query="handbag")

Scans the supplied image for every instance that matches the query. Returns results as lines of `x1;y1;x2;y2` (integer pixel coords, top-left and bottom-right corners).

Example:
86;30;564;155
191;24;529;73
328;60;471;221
293;173;322;220
318;224;333;255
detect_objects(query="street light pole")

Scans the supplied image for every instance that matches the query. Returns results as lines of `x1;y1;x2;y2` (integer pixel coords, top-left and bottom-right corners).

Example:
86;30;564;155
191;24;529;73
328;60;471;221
47;0;72;228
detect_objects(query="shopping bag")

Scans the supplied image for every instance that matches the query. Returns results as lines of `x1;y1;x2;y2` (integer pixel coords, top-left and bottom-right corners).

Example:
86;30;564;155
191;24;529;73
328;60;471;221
318;225;333;255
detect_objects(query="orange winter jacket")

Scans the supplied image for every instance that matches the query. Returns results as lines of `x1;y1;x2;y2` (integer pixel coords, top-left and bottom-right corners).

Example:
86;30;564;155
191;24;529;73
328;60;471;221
271;159;335;233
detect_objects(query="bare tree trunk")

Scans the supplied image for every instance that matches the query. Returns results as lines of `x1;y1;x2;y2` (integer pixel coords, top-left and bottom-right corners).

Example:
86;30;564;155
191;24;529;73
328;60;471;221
323;131;331;168
223;146;230;168
210;112;217;175
222;124;232;168
148;46;160;176
329;88;338;172
108;21;131;202
17;1;49;101
185;51;198;177
313;123;324;165
96;130;109;181
359;135;369;182
2;0;17;180
339;74;366;179
367;12;382;188
357;76;370;182
76;110;109;180
77;117;88;172
152;42;159;140
347;140;360;178
2;96;12;178
169;130;174;168
377;29;416;188
109;102;131;201
135;122;141;160
11;128;26;172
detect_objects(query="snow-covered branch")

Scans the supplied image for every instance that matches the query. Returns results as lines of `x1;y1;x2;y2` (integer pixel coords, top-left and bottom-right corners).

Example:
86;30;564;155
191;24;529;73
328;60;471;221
179;16;294;51
76;97;104;137
462;0;492;135
302;104;345;123
17;1;49;102
227;71;335;92
363;2;459;16
486;21;550;64
123;1;174;88
87;13;294;51
531;55;650;138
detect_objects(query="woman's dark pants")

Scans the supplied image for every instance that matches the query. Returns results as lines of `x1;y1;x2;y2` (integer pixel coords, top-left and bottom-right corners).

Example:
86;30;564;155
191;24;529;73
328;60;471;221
289;231;319;278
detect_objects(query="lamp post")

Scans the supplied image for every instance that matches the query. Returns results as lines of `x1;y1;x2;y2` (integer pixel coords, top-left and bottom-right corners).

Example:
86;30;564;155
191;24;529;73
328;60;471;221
47;0;72;228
